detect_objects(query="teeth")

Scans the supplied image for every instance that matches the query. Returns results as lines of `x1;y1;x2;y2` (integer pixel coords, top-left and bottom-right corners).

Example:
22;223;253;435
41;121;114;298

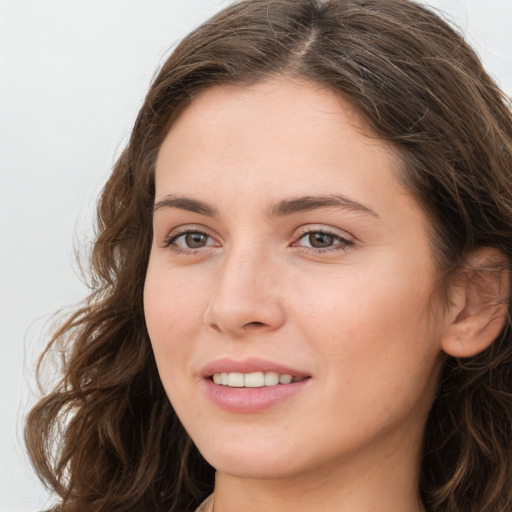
279;374;293;384
244;372;264;388
264;371;279;386
211;371;297;387
228;373;244;387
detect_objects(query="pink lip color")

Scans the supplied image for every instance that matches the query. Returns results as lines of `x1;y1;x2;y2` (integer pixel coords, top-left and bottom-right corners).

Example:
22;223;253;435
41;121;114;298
200;357;311;413
203;378;309;413
200;357;308;378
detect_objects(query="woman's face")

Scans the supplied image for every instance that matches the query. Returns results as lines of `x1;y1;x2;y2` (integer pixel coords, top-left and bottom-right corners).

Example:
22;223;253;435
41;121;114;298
144;78;446;481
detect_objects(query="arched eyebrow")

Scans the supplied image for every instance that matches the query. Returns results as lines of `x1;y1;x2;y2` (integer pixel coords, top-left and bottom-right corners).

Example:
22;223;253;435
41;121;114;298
267;195;379;218
153;194;379;219
154;195;218;216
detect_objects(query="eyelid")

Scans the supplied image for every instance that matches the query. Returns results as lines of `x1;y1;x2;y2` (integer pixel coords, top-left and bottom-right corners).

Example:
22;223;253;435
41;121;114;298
294;224;354;241
161;224;221;249
291;225;355;252
159;223;355;254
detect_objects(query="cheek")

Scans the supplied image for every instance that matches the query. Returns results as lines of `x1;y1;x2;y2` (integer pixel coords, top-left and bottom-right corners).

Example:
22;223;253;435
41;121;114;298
143;264;209;378
143;266;214;430
295;257;434;333
293;255;442;405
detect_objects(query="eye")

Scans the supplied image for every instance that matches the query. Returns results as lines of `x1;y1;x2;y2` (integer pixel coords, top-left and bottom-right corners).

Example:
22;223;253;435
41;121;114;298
294;230;353;251
164;229;219;251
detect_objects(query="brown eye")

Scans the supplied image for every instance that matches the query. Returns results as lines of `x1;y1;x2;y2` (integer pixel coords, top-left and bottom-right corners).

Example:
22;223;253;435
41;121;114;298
184;233;209;248
308;232;334;248
166;230;218;251
294;230;353;252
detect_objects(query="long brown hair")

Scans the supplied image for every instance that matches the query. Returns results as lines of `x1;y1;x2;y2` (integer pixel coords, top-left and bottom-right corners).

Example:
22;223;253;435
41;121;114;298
26;1;512;511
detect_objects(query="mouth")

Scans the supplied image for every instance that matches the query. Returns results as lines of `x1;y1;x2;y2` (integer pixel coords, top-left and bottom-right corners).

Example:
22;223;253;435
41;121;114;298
210;371;308;388
201;357;311;411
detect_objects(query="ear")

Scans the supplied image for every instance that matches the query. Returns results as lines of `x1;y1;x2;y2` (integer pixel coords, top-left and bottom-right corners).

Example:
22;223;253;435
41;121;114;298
442;248;510;358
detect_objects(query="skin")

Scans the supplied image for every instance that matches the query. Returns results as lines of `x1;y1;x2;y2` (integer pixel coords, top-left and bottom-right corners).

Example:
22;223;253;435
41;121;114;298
144;77;450;512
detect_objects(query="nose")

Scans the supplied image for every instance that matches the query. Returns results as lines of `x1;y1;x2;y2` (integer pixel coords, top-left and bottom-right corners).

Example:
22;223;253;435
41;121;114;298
203;246;286;337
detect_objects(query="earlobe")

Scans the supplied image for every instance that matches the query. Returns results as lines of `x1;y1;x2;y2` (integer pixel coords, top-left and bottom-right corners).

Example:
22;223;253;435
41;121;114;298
441;248;510;358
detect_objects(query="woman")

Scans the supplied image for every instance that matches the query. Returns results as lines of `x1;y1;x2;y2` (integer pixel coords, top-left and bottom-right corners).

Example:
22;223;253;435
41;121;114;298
25;0;512;511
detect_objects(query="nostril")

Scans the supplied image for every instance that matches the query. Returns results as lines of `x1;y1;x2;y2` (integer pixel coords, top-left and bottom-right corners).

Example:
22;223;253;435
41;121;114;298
243;321;265;328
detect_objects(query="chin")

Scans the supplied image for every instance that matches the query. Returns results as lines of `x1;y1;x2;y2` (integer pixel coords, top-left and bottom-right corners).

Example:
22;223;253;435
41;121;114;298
203;452;305;480
192;430;331;481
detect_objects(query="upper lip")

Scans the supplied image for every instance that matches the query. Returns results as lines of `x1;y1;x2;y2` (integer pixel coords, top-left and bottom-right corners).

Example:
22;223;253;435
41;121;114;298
200;357;310;378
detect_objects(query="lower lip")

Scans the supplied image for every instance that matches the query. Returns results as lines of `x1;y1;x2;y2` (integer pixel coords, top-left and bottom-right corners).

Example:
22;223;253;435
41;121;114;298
203;378;310;413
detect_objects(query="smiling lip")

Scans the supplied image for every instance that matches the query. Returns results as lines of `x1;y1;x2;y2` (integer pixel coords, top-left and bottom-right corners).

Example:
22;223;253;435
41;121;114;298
200;357;311;413
200;357;309;378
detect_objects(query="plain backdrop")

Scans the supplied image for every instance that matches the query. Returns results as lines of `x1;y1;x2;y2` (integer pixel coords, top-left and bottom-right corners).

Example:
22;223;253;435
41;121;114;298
1;1;511;511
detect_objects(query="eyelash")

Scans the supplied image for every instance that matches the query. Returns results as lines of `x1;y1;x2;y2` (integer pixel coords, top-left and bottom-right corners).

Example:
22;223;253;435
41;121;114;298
293;229;354;254
163;228;217;254
162;227;354;255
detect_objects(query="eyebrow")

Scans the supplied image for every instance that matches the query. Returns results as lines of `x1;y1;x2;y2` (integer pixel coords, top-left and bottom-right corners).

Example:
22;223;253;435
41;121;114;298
267;194;379;218
153;195;218;216
153;193;379;219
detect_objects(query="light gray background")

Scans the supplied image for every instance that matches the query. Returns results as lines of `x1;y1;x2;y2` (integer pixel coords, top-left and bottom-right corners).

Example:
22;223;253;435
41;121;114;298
1;1;511;511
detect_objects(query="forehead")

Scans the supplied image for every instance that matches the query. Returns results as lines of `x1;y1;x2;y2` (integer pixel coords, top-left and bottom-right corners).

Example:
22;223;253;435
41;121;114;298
155;77;403;197
168;77;366;137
